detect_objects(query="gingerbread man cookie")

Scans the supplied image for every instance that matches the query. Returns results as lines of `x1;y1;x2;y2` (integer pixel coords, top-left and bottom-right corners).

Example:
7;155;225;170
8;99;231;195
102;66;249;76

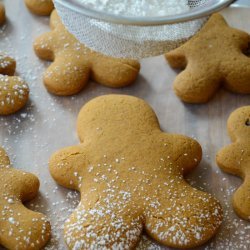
0;147;51;249
0;54;29;115
49;95;223;249
0;3;5;25
24;0;54;16
166;14;250;103
34;11;140;96
216;106;250;221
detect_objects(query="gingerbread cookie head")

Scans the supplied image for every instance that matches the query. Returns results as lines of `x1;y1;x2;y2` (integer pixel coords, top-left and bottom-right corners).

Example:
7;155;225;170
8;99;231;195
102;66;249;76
0;3;5;25
0;54;29;115
33;11;140;96
24;0;54;16
49;95;223;249
0;147;51;249
216;106;250;220
166;14;250;103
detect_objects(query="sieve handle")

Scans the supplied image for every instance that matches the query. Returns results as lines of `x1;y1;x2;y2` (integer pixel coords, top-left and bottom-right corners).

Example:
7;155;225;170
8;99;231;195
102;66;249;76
231;0;250;7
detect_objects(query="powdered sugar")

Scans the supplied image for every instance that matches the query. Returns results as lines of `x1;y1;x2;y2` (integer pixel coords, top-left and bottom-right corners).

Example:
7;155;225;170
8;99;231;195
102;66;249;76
79;0;190;17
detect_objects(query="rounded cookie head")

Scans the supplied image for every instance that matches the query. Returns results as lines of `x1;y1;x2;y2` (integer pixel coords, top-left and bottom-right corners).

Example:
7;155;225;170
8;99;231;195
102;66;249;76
33;11;140;96
0;3;5;25
0;147;51;249
216;106;250;220
50;95;223;249
24;0;54;16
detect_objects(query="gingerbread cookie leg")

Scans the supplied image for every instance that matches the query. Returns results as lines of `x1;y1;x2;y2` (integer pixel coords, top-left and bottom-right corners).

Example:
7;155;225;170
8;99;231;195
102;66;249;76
145;181;223;248
0;148;51;249
216;106;250;220
172;62;221;103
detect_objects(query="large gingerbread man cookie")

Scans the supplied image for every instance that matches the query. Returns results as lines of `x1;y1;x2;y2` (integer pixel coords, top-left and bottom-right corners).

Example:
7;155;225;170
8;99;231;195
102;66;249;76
49;95;223;249
0;54;29;115
0;147;51;249
166;14;250;103
34;11;140;96
24;0;54;16
216;106;250;221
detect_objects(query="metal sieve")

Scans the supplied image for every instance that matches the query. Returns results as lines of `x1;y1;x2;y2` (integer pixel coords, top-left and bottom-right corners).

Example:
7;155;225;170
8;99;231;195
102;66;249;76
54;0;247;58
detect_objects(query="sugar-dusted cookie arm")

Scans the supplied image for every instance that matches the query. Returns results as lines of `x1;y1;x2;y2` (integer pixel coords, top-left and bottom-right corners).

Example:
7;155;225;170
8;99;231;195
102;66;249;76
216;106;250;220
166;14;250;103
163;134;202;174
49;145;88;190
34;10;140;96
0;148;51;249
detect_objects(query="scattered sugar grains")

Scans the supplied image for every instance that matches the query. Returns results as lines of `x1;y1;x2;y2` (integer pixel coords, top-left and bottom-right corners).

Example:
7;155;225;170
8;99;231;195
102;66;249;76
79;0;190;17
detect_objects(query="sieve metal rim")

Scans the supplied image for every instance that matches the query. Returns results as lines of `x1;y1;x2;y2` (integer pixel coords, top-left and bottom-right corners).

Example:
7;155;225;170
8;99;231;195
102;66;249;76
55;0;235;26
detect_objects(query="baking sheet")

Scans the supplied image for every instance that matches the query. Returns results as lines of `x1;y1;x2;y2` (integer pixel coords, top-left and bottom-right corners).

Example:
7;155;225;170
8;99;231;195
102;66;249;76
0;1;249;249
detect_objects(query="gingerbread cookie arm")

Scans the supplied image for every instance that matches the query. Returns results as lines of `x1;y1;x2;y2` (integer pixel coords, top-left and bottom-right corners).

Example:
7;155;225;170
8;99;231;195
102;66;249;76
91;56;140;88
24;0;54;16
0;55;16;76
145;180;223;248
163;134;202;174
44;53;90;95
216;144;245;175
34;32;57;61
0;3;5;25
165;48;187;69
49;145;88;190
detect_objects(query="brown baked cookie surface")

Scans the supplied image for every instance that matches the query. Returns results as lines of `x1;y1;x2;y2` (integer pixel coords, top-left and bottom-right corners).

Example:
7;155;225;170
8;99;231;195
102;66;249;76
49;94;223;249
166;14;250;103
0;54;29;115
216;106;250;221
33;11;140;96
0;147;51;249
24;0;54;16
0;3;5;25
